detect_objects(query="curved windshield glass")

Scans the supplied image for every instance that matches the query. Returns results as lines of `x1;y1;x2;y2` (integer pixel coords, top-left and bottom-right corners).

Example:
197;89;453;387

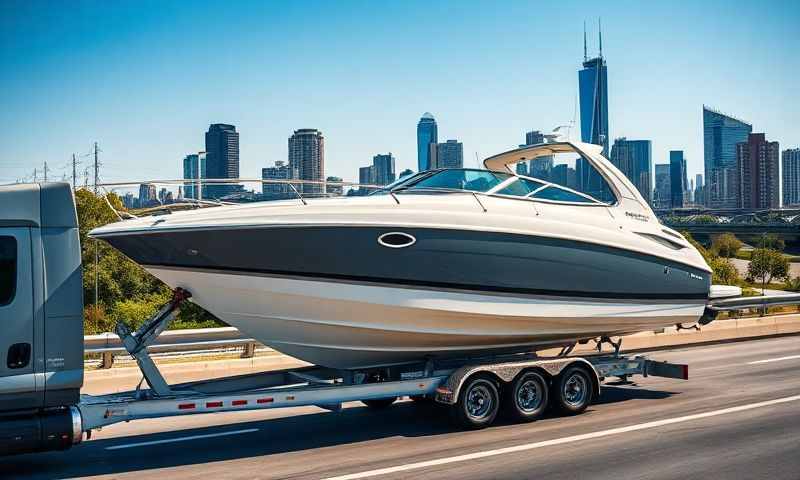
524;152;616;204
531;186;596;203
494;178;546;197
403;169;511;193
369;171;430;195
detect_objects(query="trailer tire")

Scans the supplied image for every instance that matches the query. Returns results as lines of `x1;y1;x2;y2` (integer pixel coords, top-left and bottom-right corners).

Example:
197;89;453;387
451;374;500;429
361;397;397;409
551;366;592;416
505;371;548;422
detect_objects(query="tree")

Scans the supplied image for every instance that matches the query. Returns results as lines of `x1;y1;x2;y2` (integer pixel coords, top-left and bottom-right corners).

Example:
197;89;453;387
711;233;743;258
747;248;789;293
709;256;739;285
757;233;785;252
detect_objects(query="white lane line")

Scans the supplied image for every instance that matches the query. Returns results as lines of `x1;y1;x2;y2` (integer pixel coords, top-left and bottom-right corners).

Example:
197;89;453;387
747;354;800;365
104;428;259;450
322;394;800;480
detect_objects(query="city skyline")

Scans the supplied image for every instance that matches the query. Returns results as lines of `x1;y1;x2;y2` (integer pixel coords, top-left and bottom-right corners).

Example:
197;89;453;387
0;1;798;186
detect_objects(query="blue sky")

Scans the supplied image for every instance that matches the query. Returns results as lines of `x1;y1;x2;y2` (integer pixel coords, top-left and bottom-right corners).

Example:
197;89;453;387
1;0;798;187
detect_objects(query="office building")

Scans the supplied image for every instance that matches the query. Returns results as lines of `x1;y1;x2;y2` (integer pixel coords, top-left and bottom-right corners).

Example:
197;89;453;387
578;23;609;156
138;183;157;208
433;140;464;169
653;164;671;210
372;153;396;186
204;124;240;199
669;151;687;208
289;128;325;196
783;149;800;207
525;130;546;146
610;138;652;204
183;152;206;200
417;113;438;171
516;162;529;176
261;160;298;200
737;133;780;211
525;130;552;179
703;106;753;209
694;173;704;206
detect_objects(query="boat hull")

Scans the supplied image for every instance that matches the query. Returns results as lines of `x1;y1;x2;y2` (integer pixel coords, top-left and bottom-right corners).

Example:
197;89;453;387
147;266;707;369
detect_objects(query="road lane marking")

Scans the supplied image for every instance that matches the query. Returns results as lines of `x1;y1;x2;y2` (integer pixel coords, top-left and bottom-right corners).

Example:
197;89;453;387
321;394;800;480
104;428;259;450
747;354;800;365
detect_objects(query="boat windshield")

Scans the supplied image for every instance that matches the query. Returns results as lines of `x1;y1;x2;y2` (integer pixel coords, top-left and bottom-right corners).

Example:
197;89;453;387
396;169;512;193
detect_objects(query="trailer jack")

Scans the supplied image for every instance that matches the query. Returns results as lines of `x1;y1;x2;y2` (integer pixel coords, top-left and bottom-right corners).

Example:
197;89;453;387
115;288;192;397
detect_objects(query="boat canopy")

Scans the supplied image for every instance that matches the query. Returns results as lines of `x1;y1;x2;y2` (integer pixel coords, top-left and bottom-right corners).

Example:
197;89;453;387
483;142;603;173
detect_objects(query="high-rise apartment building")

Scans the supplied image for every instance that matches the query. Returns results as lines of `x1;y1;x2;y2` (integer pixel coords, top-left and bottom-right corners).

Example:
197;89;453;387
653;164;671;210
610;138;652;204
417;113;438;171
579;25;609;156
703;106;752;209
783;149;800;207
433;140;464;169
182;152;206;200
204;124;240;199
737;133;780;211
669;151;687;208
288;128;325;196
372;153;396;186
261;160;298;200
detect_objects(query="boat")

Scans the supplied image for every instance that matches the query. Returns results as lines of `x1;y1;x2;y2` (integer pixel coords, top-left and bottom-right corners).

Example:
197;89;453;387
90;140;720;369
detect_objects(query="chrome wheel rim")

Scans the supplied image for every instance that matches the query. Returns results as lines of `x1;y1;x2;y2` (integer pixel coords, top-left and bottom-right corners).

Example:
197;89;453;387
516;379;544;413
563;373;588;407
465;382;494;420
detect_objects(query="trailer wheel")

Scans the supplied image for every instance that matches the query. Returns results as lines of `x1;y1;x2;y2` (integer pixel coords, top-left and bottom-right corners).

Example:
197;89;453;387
361;397;397;409
551;366;592;415
451;374;500;429
506;371;548;422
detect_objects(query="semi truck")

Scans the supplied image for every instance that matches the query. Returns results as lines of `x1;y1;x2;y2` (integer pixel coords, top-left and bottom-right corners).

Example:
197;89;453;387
1;182;777;456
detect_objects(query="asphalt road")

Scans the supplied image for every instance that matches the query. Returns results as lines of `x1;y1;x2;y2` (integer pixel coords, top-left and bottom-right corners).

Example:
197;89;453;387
2;335;799;480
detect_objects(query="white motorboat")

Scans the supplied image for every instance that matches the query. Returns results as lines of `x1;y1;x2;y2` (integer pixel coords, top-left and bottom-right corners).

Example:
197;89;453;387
91;141;719;369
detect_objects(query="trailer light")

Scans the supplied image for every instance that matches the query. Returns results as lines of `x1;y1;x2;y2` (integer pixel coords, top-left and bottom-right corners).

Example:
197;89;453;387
206;401;223;408
435;387;452;395
178;403;196;410
257;397;274;404
232;400;248;406
286;395;295;401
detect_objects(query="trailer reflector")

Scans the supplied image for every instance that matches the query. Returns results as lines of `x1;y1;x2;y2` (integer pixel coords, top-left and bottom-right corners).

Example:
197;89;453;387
178;403;196;410
232;400;248;406
206;401;223;408
257;397;274;404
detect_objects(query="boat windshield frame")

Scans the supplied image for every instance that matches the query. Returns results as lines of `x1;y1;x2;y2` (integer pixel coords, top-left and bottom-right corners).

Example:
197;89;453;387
387;168;610;206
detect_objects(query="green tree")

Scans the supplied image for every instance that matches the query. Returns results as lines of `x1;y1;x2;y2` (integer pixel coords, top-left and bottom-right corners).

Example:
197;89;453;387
757;233;785;252
708;256;739;285
711;233;743;258
747;248;789;293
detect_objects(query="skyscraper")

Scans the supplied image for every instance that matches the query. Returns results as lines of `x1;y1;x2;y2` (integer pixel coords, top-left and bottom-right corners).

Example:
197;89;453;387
737;133;780;211
433;140;464;169
182;152;206;200
204;124;240;199
669;151;687;208
610;138;652;204
525;130;552;180
138;183;157;207
653;164;671;210
288;128;325;196
694;173;704;206
372;153;396;186
525;130;545;146
783;149;800;207
417;113;438;172
703;106;753;209
578;22;609;156
261;160;298;200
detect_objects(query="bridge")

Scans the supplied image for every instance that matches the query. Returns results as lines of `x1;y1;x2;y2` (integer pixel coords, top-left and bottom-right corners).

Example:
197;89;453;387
659;209;800;244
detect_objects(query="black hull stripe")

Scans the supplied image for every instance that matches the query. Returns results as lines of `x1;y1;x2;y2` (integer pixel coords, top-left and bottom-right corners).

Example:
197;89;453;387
145;263;711;301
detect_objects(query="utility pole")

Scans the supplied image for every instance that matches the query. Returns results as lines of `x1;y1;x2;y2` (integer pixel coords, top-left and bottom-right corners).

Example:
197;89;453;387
93;141;99;194
43;161;49;183
72;154;77;190
33;168;38;183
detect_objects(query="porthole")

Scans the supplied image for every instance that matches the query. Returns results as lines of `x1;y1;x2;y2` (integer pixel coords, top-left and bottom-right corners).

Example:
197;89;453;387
378;232;416;249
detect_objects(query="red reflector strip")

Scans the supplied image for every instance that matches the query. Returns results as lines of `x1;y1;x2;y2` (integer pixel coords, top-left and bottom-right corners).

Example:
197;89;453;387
206;401;223;408
232;400;248;406
178;403;196;410
257;397;274;404
682;365;689;380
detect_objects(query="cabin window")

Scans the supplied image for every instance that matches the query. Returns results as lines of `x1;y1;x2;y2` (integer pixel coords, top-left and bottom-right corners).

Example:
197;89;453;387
494;178;546;197
525;152;616;204
531;186;596;203
407;169;511;193
0;236;16;306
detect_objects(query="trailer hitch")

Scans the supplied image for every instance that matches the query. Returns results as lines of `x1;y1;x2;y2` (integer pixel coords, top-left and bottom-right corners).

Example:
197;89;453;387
115;288;192;397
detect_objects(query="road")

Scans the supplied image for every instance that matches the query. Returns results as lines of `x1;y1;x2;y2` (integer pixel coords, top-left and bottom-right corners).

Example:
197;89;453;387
2;335;799;480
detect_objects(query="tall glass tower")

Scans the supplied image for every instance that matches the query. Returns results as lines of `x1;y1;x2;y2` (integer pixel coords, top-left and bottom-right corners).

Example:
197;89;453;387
417;112;438;172
703;106;752;209
578;23;609;157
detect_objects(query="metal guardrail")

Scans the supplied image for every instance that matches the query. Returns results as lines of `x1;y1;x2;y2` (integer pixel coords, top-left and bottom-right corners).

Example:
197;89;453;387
84;327;263;368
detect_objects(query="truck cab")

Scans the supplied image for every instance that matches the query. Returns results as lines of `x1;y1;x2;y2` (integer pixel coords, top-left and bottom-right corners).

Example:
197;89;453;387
0;182;84;453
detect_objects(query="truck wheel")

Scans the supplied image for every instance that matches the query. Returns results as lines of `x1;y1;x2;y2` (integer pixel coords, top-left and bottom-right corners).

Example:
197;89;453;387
451;374;500;429
361;397;397;409
551;366;592;415
506;371;548;422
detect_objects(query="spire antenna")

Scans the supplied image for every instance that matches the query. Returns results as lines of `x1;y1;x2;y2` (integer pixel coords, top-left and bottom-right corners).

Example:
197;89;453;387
598;17;603;58
583;21;588;62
